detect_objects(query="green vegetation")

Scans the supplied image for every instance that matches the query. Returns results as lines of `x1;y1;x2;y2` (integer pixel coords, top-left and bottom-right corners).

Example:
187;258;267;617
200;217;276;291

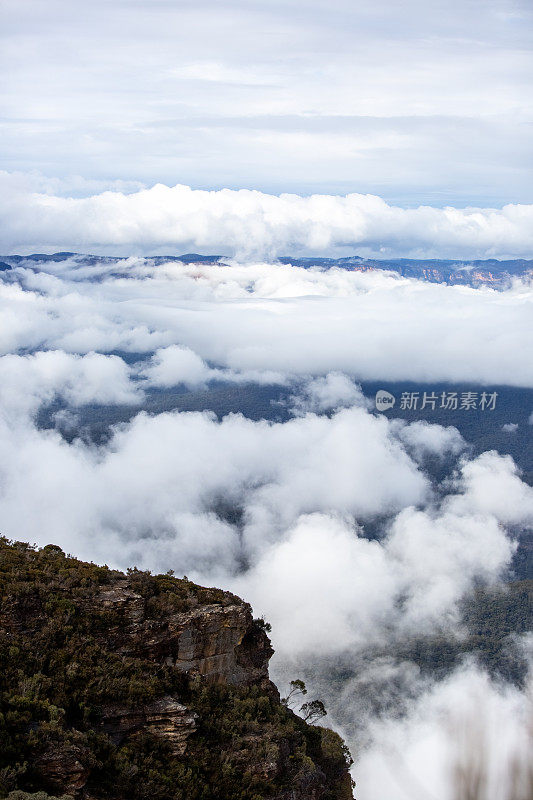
325;579;532;698
0;538;352;800
397;580;532;685
7;793;73;800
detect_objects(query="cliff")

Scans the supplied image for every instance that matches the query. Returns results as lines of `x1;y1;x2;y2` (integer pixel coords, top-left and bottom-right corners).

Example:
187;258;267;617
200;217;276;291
0;538;354;800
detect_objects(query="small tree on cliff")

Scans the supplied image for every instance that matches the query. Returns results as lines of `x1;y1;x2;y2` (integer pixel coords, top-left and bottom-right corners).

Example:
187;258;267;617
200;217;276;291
282;679;308;708
300;700;327;725
282;681;327;724
253;615;272;633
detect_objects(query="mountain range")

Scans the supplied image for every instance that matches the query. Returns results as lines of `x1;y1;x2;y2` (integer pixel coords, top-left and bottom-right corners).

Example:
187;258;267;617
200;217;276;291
2;253;532;288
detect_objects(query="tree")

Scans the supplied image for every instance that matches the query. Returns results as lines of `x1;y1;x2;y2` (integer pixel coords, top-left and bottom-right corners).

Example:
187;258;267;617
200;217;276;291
253;616;272;633
282;679;307;708
300;700;327;725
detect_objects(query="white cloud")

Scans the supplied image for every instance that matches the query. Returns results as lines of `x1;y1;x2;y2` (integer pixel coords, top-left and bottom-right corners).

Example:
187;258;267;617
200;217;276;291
0;395;523;659
392;419;466;462
234;514;397;655
289;373;369;414
238;448;522;657
0;350;141;419
141;345;212;388
1;258;532;388
355;666;532;800
447;451;533;527
2;177;533;258
0;405;432;570
138;344;286;389
386;507;514;634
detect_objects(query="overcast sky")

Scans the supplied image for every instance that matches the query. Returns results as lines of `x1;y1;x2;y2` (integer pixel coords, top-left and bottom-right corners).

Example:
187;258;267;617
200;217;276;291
1;0;532;207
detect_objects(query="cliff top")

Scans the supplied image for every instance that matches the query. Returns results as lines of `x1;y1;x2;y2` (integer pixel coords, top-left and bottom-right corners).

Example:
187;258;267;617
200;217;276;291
0;537;354;800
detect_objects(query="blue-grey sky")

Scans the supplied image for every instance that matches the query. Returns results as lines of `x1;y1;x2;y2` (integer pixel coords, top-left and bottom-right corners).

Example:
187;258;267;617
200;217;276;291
1;0;532;206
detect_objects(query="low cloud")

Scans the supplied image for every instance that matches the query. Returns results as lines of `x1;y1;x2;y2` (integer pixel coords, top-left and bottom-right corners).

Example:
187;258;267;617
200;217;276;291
141;345;212;388
354;666;532;800
0;405;432;572
1;257;532;387
0;370;527;655
0;350;141;419
289;373;369;415
448;451;533;527
391;419;466;462
236;450;522;657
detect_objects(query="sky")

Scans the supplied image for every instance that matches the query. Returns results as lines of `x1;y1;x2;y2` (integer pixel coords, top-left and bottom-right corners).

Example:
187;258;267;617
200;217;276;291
1;0;533;258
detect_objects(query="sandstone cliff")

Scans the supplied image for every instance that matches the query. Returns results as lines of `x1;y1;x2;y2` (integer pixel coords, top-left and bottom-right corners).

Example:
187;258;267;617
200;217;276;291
0;538;354;800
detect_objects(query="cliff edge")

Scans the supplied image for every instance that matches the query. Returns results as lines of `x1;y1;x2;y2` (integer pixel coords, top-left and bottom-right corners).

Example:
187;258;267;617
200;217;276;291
0;538;354;800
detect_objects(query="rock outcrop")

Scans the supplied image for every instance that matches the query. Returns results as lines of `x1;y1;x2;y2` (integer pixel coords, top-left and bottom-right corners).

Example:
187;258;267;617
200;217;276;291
33;742;91;795
100;696;197;756
96;578;273;687
0;538;354;800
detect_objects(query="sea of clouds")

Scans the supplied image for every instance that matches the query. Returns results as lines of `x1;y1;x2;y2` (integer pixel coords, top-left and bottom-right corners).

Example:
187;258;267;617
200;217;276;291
0;254;532;799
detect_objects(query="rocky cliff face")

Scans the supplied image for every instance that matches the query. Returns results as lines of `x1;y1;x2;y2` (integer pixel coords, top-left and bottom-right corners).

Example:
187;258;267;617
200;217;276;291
95;577;274;687
0;539;354;800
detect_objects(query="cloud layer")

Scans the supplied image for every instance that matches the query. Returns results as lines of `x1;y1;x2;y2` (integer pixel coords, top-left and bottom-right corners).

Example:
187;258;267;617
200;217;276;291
2;255;532;387
2;176;533;258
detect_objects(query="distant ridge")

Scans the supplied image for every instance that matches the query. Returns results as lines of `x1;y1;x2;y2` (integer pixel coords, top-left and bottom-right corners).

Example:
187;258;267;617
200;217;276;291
2;252;532;288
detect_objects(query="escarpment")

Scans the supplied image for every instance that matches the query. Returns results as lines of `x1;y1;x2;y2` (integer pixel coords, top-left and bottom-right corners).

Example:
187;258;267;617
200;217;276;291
94;576;274;687
0;538;354;800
